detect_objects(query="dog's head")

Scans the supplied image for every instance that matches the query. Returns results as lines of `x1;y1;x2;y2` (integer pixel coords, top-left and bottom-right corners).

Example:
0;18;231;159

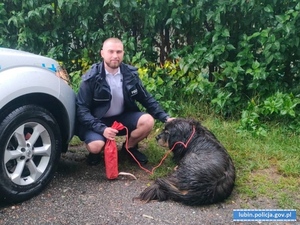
156;118;199;147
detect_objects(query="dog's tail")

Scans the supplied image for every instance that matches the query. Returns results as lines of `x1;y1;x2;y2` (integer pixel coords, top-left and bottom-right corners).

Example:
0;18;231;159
137;177;196;204
136;178;169;203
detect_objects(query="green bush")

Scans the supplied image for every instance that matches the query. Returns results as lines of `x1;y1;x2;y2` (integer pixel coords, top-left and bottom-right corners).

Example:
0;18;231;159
239;92;300;136
2;0;300;134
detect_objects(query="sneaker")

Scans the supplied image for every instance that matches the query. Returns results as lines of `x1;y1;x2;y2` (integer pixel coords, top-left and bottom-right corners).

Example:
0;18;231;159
121;143;148;165
86;153;102;166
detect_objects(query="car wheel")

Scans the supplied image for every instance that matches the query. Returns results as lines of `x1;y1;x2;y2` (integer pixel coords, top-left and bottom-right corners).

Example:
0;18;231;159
0;105;62;203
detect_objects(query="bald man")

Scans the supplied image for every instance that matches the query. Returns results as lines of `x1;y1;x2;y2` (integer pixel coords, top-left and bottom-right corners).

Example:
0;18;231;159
76;38;172;166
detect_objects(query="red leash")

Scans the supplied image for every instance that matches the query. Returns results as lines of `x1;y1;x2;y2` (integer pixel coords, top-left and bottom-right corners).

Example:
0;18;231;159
123;125;196;175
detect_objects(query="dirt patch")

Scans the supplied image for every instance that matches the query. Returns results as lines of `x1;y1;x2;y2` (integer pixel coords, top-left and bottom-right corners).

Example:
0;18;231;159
251;167;281;180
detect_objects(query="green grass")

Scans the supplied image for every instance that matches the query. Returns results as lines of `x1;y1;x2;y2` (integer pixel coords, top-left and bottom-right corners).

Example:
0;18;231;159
142;114;300;210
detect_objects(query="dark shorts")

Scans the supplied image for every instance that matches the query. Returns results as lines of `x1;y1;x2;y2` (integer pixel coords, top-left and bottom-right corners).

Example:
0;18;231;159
80;111;146;144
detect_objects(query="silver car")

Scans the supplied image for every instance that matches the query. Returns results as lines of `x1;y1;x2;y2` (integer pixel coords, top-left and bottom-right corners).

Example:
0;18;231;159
0;48;76;203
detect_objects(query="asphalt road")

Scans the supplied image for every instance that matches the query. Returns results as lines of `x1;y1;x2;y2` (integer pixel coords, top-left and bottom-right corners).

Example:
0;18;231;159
0;146;296;225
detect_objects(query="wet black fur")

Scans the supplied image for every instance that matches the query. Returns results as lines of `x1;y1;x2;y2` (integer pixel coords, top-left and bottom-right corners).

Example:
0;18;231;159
136;118;236;206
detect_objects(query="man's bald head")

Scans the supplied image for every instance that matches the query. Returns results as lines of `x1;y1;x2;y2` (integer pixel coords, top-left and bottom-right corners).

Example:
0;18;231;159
102;38;123;50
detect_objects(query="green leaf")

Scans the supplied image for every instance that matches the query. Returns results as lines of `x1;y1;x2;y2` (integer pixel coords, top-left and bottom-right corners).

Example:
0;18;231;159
57;0;64;8
252;61;260;70
275;15;290;23
165;18;172;25
275;15;284;23
112;0;120;8
222;29;230;37
8;16;18;26
266;55;274;64
27;10;38;19
204;53;214;63
249;32;260;40
157;76;164;85
206;11;214;21
212;33;219;43
261;29;269;38
273;41;280;51
264;5;273;13
226;44;235;50
174;17;182;25
246;68;253;75
103;0;110;7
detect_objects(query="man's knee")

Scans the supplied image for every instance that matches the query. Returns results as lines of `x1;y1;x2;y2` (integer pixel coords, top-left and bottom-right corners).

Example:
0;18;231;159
138;114;155;130
86;140;105;154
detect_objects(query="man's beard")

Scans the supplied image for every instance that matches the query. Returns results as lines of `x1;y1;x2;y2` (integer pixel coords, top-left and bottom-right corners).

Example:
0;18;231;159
105;60;121;69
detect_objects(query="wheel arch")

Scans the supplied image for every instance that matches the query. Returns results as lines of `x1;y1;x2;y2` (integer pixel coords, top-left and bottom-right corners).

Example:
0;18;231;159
0;93;72;152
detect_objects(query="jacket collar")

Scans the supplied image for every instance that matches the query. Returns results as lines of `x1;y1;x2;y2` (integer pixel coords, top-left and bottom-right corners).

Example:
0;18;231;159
83;62;138;86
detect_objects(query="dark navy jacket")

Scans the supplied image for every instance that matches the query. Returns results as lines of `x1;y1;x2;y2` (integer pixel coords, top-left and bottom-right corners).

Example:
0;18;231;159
76;62;170;136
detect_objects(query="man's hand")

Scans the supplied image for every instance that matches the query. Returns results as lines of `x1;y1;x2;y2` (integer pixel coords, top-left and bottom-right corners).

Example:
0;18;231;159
103;127;119;140
166;117;175;123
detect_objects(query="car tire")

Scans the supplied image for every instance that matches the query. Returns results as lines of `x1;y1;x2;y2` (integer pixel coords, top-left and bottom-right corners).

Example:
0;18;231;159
0;105;62;203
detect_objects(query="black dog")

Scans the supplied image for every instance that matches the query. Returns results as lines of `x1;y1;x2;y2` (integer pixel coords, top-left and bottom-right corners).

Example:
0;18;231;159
136;118;235;206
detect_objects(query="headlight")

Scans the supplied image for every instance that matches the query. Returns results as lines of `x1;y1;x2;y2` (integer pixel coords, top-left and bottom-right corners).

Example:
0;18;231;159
55;66;71;85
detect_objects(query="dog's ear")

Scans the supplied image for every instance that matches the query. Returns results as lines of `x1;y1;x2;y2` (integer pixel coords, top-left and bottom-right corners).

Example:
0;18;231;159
166;119;193;146
186;118;200;128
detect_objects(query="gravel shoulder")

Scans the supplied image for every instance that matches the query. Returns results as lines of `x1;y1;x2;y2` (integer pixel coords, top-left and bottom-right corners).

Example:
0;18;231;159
0;146;298;225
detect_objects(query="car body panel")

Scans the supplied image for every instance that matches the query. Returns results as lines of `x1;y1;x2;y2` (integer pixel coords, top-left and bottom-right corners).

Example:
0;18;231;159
0;47;57;71
0;66;76;141
0;47;76;143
